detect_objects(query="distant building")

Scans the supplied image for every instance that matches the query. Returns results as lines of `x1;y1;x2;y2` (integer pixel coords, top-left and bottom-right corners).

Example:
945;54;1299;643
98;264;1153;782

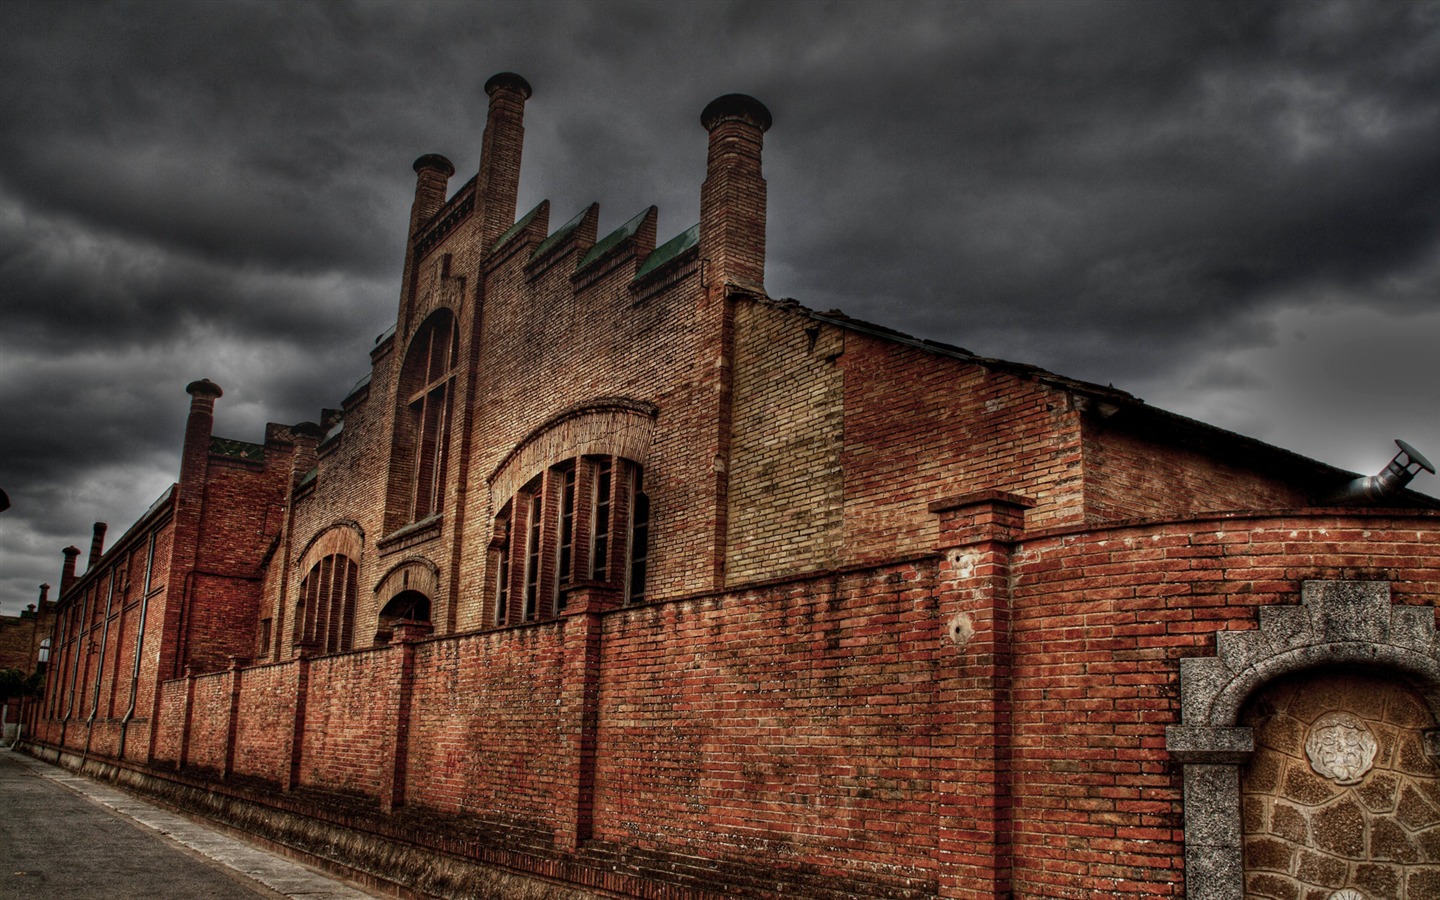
25;75;1440;899
1;584;53;740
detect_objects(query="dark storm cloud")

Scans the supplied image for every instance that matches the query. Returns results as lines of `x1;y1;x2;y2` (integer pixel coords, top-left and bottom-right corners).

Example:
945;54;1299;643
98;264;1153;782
2;0;1438;614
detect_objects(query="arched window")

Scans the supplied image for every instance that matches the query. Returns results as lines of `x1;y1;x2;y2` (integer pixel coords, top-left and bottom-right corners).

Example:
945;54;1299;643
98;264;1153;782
375;590;431;645
491;456;649;626
292;554;357;654
389;309;458;529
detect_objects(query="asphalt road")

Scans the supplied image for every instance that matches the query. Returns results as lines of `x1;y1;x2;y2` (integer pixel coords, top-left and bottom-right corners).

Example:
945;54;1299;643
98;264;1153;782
0;748;376;900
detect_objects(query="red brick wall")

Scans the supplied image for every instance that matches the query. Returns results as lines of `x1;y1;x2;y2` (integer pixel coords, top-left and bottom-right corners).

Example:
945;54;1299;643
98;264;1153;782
152;677;187;764
231;659;299;782
405;624;571;828
593;563;946;895
839;334;1086;561
29;507;1440;898
185;669;231;773
1005;510;1440;898
298;647;402;797
1081;424;1313;520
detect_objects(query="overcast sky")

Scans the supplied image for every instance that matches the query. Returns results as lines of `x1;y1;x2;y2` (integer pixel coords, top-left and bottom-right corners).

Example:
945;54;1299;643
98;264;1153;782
2;1;1438;616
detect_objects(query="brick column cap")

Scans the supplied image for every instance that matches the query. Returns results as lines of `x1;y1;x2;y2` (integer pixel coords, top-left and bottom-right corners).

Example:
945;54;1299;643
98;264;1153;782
412;153;455;177
186;378;223;399
928;490;1035;514
702;94;772;133
485;72;533;100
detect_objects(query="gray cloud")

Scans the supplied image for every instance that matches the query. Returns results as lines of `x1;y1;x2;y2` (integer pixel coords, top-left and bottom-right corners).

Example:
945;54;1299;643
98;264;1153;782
3;0;1439;613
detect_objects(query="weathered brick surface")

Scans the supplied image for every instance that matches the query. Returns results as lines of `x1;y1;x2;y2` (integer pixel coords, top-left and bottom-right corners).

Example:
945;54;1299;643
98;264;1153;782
231;659;299;782
1005;510;1440;898
405;624;571;829
299;647;401;797
1081;425;1313;521
185;670;231;773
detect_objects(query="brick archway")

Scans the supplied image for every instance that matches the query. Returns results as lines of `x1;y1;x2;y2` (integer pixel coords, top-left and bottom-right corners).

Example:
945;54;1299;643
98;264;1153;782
1166;581;1440;900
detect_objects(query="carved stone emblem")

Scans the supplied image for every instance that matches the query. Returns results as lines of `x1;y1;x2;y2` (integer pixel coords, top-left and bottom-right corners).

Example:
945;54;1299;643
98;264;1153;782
1306;712;1378;785
1328;890;1365;900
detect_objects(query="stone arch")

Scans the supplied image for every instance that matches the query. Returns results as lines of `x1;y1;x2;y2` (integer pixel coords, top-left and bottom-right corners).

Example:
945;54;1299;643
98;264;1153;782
487;398;657;509
374;557;439;607
1167;581;1440;900
294;521;364;576
291;522;365;655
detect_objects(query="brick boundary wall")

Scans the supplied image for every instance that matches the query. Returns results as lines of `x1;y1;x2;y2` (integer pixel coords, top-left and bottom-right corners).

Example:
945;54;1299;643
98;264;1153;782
24;507;1440;899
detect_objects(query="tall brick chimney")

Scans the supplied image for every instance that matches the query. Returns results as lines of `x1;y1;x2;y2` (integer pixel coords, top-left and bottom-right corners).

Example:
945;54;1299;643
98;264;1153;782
700;93;772;294
60;546;80;596
409;153;455;238
180;379;222;490
475;72;533;249
86;522;108;570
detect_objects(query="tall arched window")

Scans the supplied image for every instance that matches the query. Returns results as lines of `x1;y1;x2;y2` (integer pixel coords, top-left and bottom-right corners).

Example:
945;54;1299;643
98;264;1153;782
389;309;458;529
491;456;649;626
293;554;357;654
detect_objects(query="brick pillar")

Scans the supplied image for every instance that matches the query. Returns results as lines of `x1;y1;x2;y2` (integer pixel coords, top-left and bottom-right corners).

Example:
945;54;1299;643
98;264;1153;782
554;586;619;851
86;522;107;571
699;93;771;295
285;654;311;791
59;546;80;599
398;154;455;331
164;379;222;680
380;623;428;811
475;72;532;249
222;656;247;778
177;665;197;771
410;153;455;237
929;490;1033;900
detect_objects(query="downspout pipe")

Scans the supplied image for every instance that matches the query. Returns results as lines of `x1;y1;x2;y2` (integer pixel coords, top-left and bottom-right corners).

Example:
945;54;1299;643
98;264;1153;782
1330;439;1435;505
118;530;157;760
83;568;116;764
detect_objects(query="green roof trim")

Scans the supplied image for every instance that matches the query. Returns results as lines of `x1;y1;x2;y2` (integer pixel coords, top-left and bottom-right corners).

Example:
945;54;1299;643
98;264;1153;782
210;437;265;462
319;420;344;447
491;201;546;254
297;467;318;489
530;204;594;263
635;224;699;280
374;325;395;346
578;207;652;271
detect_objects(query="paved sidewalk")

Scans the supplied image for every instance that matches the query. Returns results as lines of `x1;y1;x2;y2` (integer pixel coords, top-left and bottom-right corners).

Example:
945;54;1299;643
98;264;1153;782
1;747;379;899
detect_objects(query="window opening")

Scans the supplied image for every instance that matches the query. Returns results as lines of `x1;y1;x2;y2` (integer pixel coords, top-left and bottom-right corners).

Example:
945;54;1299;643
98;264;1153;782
628;468;649;604
591;459;612;581
494;508;511;626
556;464;576;610
293;554;357;655
523;490;543;621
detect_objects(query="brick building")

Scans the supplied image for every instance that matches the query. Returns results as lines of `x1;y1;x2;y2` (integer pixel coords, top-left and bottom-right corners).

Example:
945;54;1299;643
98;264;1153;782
24;75;1440;899
1;583;54;739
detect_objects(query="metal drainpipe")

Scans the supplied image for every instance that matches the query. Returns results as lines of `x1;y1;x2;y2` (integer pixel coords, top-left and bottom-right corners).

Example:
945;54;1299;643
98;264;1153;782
62;587;90;724
82;569;117;763
118;530;156;760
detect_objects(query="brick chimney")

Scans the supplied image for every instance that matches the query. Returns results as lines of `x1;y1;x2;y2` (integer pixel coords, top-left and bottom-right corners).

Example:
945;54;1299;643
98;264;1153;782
409;153;455;239
87;522;108;570
60;546;80;596
476;72;533;248
180;379;222;490
700;93;772;294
